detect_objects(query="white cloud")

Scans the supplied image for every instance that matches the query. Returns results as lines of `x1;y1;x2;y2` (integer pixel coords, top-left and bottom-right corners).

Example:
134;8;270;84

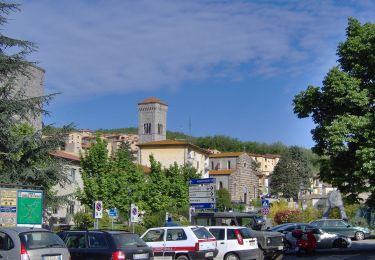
5;0;375;100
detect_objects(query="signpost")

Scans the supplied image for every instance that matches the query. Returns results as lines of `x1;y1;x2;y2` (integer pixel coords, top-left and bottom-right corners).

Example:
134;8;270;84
261;199;270;216
94;201;103;229
189;178;216;210
130;204;138;233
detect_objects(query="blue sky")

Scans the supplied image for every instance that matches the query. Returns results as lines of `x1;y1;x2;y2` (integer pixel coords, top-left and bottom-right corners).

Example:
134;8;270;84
5;0;375;148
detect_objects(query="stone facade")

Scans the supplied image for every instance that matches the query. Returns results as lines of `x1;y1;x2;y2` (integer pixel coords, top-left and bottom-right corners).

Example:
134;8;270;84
138;97;168;144
209;152;259;204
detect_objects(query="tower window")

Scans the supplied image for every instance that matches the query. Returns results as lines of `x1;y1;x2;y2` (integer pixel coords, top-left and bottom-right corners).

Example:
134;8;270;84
144;123;151;134
227;160;231;169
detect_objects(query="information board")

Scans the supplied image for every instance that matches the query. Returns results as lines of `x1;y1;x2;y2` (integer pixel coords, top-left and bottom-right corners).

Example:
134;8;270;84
0;189;17;227
17;190;43;225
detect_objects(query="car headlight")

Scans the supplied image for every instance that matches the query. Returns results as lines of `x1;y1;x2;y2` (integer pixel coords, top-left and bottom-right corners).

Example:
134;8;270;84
267;238;271;244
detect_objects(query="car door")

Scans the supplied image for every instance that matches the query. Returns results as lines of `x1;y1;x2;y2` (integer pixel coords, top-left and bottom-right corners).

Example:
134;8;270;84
142;229;166;260
336;220;355;237
164;228;189;260
86;232;112;260
0;231;18;260
208;228;226;260
64;232;87;260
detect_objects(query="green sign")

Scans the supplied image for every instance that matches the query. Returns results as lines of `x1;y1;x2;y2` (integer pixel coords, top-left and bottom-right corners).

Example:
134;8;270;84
17;190;43;225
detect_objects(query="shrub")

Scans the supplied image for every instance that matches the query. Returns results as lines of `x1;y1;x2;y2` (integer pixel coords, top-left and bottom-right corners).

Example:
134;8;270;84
274;209;302;224
73;212;94;230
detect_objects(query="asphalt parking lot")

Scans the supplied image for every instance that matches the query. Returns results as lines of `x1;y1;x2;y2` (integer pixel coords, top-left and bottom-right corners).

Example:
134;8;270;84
283;239;375;260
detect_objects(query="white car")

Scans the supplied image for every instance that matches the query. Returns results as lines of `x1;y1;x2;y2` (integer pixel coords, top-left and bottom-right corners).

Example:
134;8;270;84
207;226;261;260
141;226;218;260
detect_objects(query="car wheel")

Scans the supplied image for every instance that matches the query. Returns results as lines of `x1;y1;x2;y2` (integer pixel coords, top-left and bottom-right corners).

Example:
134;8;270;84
283;240;292;252
355;231;365;241
176;255;189;260
333;238;348;248
224;252;239;260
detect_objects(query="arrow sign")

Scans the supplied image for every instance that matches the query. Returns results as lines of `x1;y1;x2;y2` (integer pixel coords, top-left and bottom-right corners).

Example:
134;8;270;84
189;185;215;192
189;191;215;198
189;178;215;185
189;197;216;204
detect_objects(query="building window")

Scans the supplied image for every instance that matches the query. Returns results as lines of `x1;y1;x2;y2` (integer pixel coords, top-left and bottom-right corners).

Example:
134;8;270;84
217;162;221;170
196;161;199;169
70;168;76;180
211;161;214;170
219;182;223;189
67;204;74;215
144;123;151;134
244;193;247;204
243;163;247;168
227;161;231;169
52;207;58;214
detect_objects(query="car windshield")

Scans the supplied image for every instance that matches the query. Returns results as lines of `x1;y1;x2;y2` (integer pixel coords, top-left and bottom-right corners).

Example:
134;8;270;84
112;233;147;248
191;227;214;239
19;231;65;250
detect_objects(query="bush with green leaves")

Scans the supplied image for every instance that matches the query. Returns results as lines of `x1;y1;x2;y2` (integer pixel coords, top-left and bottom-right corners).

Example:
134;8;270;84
73;212;94;230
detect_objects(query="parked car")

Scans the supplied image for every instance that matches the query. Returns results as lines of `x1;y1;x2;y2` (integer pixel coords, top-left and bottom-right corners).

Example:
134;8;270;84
191;212;284;259
270;223;352;250
310;219;371;240
207;226;261;260
141;226;218;260
0;227;70;260
58;230;153;260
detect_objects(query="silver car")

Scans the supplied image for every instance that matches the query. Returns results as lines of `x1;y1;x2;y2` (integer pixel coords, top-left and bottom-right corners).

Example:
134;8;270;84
0;227;70;260
271;223;352;251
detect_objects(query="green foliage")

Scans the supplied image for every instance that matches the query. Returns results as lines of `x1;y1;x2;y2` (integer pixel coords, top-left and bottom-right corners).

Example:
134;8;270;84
142;211;166;229
0;3;72;209
79;136;145;214
216;188;232;211
270;146;314;200
73;212;94;230
269;200;290;223
293;18;375;204
301;204;321;223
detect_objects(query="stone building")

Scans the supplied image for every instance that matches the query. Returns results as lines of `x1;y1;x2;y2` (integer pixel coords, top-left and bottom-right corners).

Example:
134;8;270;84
209;152;260;204
138;97;168;144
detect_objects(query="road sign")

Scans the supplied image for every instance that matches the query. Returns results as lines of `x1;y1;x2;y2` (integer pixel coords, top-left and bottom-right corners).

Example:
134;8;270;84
188;184;215;192
188;191;215;198
261;199;270;208
190;203;215;209
189;197;216;204
94;201;103;219
189;178;215;185
130;204;139;223
261;207;270;215
109;208;118;218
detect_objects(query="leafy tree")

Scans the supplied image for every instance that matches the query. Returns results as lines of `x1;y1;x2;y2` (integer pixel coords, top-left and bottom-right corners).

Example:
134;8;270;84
293;18;375;205
270;146;313;200
79;136;145;214
216;188;231;211
0;3;71;206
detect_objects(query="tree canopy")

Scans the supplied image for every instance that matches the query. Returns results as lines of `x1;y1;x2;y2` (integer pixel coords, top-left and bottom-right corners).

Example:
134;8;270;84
0;2;71;205
293;18;375;205
270;146;314;200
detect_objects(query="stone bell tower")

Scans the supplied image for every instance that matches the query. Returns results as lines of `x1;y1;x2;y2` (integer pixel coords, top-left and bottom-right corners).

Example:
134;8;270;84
138;97;168;144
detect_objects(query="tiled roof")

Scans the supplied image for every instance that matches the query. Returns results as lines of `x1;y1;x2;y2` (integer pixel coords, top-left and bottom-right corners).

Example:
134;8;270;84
50;150;80;162
138;97;168;106
138;139;209;154
209;169;236;175
209;152;245;158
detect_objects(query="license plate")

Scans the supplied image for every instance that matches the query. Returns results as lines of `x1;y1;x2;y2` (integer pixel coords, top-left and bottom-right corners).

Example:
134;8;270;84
42;256;62;260
134;253;149;259
205;252;214;257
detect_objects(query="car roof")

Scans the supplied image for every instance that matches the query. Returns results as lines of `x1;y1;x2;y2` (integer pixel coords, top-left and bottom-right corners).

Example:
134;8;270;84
0;227;50;234
59;230;133;234
207;226;248;229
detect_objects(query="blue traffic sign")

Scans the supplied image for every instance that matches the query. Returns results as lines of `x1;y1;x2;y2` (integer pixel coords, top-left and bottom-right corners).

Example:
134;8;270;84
109;208;118;217
189;178;215;185
190;203;215;209
261;199;270;208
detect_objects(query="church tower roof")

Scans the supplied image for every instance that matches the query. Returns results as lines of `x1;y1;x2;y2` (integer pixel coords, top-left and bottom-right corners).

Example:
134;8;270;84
138;97;168;106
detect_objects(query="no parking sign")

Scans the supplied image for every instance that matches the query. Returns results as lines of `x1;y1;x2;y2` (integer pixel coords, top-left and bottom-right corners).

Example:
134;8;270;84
130;204;139;223
94;201;103;219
